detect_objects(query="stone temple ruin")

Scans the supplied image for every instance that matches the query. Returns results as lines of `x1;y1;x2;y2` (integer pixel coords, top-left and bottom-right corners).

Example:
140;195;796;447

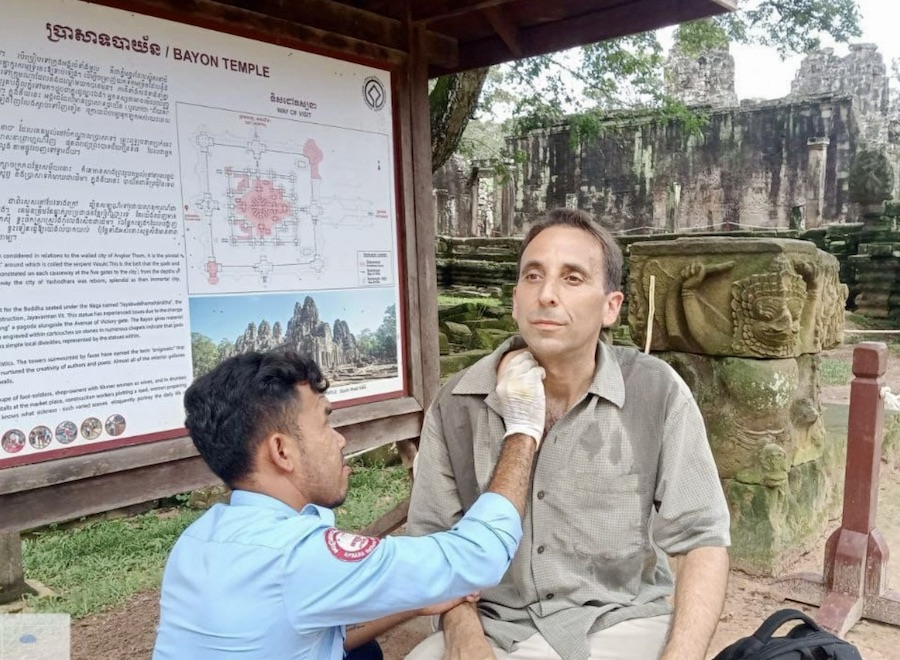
226;296;360;371
435;43;900;236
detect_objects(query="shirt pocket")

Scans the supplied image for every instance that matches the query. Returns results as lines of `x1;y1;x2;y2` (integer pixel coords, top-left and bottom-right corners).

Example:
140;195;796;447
570;472;649;562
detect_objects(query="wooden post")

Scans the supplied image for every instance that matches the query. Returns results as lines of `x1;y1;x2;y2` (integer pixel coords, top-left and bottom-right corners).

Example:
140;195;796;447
779;342;900;635
0;532;35;605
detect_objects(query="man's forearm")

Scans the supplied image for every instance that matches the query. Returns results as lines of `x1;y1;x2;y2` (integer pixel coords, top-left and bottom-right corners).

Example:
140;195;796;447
441;600;494;658
660;546;729;660
343;611;416;651
486;433;536;516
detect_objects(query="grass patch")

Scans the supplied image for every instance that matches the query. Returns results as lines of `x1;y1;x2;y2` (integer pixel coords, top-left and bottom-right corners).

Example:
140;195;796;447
336;463;410;530
23;508;202;618
437;294;501;308
22;464;410;619
820;358;853;386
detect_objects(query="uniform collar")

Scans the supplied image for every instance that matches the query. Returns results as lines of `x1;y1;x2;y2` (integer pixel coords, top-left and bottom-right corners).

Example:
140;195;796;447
452;335;625;408
229;489;334;522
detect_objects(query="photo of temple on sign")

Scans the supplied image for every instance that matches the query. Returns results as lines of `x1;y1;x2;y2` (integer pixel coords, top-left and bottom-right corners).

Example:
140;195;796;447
189;290;399;393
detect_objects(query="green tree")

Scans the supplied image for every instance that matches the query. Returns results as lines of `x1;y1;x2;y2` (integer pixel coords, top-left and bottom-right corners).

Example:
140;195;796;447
431;0;862;170
373;305;397;360
191;333;219;378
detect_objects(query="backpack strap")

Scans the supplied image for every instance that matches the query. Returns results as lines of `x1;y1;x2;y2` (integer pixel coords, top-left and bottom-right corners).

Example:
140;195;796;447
752;609;823;643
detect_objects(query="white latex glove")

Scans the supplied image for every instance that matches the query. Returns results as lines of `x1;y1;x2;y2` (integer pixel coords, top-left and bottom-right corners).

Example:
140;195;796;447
496;351;546;447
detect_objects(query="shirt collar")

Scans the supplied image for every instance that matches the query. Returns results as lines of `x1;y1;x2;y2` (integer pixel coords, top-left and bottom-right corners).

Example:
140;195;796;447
229;490;334;523
452;335;626;408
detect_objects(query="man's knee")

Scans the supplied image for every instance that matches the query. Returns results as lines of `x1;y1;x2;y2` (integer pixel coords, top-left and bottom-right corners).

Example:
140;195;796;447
404;631;446;660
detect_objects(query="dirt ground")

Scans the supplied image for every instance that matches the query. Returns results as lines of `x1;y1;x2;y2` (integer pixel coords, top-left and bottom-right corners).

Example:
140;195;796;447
69;342;900;659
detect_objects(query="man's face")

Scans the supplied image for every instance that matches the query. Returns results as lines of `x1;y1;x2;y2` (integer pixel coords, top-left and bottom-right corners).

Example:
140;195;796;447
512;226;623;362
290;384;350;509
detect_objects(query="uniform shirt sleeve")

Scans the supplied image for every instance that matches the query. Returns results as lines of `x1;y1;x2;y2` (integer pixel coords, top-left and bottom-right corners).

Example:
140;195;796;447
283;492;522;632
407;403;466;537
652;393;731;555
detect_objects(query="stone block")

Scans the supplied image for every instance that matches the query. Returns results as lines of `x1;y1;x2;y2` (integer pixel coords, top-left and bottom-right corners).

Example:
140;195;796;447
659;351;839;574
441;321;473;343
469;328;513;350
628;237;847;357
438;332;450;355
439;302;492;323
440;349;492;378
860;243;894;257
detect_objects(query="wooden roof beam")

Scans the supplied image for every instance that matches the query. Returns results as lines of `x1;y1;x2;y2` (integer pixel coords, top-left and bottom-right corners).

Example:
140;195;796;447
439;0;736;74
415;0;520;24
482;5;524;58
218;0;459;68
88;0;457;69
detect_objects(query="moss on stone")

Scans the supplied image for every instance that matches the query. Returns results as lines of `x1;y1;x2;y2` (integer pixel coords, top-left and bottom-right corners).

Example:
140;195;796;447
439;349;493;378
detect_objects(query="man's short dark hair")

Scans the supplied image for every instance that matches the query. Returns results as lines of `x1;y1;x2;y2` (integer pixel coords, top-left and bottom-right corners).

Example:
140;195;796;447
183;351;328;487
518;208;623;293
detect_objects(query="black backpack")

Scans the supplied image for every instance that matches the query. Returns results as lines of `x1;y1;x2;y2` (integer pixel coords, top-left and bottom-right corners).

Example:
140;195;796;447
712;609;863;660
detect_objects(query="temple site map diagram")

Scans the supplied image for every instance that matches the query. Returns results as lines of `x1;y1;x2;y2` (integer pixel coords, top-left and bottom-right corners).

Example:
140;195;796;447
177;104;397;295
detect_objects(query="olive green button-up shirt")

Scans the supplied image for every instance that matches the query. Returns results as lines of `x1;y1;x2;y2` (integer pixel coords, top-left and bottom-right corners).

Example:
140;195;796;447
407;337;730;660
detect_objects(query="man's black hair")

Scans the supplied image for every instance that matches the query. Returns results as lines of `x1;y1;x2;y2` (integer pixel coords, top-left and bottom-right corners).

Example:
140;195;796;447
183;350;328;487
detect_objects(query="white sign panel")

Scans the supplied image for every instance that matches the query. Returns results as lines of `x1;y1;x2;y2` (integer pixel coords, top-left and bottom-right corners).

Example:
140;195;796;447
0;0;404;467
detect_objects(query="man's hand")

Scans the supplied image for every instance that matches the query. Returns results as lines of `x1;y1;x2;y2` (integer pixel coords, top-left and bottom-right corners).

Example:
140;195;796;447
417;593;479;617
495;351;545;446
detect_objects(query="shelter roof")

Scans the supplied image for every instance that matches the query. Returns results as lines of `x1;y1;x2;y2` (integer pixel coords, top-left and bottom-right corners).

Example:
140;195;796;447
214;0;737;75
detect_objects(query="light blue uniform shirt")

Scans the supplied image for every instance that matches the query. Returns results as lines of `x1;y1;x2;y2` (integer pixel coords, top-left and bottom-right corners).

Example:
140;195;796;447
152;489;521;659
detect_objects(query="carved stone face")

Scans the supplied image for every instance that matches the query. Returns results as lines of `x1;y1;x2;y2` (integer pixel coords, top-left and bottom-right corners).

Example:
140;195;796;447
732;268;807;358
746;294;802;348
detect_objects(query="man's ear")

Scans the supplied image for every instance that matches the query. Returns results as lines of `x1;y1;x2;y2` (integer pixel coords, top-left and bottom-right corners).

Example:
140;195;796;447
602;291;625;328
262;432;295;473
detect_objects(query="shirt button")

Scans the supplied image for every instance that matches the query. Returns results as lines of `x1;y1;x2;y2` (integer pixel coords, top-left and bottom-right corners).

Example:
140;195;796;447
546;593;554;600
537;545;545;554
536;490;545;500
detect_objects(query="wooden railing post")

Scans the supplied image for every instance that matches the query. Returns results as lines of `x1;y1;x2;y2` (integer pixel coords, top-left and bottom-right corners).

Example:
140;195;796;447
779;342;900;635
0;531;35;605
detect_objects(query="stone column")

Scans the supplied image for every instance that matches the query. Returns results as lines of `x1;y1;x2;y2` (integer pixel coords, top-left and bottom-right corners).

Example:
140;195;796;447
805;137;830;229
628;237;848;575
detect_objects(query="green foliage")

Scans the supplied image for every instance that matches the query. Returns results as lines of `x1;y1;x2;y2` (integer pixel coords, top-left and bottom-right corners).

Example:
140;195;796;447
357;304;397;361
674;19;730;56
191;332;219;379
820;358;853;386
720;0;862;57
438;294;501;308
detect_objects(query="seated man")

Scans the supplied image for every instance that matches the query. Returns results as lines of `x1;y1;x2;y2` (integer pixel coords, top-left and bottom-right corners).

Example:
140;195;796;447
406;208;731;660
153;348;547;660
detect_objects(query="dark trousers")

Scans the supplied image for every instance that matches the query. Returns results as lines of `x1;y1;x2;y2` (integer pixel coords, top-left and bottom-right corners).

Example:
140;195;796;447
345;640;384;660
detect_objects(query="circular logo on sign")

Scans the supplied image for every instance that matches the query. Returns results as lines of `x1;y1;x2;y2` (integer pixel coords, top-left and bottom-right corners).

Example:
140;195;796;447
363;76;386;111
324;528;380;562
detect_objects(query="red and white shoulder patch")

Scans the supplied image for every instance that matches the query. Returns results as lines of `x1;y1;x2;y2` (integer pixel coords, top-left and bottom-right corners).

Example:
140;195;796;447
324;528;380;562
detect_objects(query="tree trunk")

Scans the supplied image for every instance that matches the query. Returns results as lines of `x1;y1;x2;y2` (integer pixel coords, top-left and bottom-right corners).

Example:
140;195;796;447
429;68;489;173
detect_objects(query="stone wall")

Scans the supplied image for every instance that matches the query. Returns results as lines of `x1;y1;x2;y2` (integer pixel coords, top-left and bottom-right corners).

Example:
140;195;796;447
506;96;857;234
437;227;864;308
433;44;900;238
